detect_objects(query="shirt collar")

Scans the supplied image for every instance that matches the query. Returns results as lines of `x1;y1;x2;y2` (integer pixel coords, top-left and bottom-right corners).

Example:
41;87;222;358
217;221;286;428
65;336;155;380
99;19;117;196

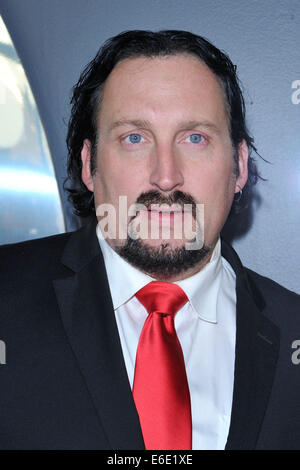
174;239;222;323
97;224;155;309
96;223;222;323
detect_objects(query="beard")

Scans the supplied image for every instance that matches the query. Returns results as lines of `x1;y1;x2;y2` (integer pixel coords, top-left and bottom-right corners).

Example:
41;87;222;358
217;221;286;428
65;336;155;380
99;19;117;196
115;190;211;279
116;237;210;279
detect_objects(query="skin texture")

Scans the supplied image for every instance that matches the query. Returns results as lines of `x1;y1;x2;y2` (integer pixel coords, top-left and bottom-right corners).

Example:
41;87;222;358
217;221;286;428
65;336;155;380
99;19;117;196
81;54;248;281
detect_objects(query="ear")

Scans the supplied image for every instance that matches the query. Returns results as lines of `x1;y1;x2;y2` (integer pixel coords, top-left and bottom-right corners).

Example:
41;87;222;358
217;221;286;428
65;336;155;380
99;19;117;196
81;139;94;192
234;139;249;193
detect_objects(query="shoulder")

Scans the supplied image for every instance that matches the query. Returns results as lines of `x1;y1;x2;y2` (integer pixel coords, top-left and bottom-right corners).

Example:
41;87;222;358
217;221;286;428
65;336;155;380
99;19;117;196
245;267;300;325
221;239;299;311
0;231;73;282
245;267;299;302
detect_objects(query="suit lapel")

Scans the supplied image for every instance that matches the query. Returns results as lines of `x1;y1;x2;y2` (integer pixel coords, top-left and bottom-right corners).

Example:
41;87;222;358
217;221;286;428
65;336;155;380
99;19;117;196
53;220;144;450
52;222;280;450
221;241;280;450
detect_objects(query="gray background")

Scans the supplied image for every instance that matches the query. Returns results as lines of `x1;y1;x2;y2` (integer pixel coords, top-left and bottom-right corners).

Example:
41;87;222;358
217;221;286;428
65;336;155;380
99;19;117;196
1;0;299;293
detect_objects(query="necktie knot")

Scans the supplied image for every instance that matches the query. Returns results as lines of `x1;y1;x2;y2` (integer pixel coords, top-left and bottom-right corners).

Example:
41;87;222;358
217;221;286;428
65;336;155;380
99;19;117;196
135;281;188;317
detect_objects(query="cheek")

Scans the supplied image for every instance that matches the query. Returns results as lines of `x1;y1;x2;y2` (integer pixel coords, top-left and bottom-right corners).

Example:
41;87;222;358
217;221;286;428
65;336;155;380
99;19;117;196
190;163;235;203
93;153;145;204
189;161;235;232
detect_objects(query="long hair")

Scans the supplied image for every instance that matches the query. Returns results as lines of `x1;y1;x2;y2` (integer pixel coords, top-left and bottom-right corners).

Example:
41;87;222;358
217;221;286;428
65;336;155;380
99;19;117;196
65;29;262;217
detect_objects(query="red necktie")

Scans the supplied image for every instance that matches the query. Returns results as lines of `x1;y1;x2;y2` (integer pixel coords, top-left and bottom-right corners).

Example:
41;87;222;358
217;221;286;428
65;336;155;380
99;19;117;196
132;281;192;450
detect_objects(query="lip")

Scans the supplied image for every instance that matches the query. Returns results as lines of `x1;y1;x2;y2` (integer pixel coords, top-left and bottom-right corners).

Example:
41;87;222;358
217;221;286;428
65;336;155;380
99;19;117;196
146;204;185;213
145;209;193;216
147;209;183;213
145;209;187;222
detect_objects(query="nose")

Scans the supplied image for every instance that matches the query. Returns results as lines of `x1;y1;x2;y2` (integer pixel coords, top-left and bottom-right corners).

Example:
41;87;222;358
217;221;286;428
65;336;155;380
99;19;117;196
149;144;184;193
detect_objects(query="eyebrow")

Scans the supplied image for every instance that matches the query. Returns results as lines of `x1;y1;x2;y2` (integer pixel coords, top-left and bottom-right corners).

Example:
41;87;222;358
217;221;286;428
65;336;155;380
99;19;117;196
109;119;150;132
108;118;221;135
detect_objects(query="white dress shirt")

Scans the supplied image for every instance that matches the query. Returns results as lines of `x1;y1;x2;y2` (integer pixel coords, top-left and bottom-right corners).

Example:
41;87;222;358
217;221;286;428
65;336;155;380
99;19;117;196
96;224;237;450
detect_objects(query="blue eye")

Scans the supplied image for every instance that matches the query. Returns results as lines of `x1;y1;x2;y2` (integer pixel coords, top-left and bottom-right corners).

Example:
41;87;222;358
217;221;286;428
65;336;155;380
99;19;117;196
126;133;143;144
189;134;203;144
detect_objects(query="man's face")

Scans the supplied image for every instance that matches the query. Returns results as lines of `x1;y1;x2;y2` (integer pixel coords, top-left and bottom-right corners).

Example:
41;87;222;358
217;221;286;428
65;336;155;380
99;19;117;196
81;54;248;280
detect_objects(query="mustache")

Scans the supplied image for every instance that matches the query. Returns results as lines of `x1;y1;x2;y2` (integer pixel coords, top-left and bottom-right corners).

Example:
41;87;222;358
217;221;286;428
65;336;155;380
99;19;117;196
131;190;198;220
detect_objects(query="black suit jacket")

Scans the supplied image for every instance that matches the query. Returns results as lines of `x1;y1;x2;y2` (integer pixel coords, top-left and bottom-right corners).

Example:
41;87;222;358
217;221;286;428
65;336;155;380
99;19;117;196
0;219;299;450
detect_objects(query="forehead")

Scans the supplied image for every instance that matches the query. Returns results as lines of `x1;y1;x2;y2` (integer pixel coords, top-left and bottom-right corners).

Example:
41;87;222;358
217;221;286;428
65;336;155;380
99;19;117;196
98;54;228;129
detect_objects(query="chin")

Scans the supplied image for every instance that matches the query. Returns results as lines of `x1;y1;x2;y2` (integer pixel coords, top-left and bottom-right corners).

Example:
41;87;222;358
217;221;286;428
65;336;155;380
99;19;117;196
115;235;211;280
142;238;187;250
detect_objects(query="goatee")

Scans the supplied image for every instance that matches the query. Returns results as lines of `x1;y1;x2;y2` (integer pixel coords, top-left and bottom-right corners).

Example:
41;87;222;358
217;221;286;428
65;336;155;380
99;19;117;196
116;237;211;279
115;189;210;279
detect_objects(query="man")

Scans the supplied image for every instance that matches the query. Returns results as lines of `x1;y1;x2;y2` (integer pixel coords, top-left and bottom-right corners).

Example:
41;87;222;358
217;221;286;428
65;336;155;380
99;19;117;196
0;30;299;450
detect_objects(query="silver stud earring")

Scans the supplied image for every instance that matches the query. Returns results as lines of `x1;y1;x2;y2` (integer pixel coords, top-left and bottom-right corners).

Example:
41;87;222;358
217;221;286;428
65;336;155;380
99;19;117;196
234;185;242;203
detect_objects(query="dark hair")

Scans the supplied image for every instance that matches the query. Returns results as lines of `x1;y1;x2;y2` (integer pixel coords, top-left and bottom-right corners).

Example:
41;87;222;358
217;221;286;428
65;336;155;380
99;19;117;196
65;29;262;217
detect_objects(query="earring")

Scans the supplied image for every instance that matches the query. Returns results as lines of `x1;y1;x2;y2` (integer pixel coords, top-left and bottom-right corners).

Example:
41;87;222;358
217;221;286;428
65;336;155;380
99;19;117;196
234;185;242;203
